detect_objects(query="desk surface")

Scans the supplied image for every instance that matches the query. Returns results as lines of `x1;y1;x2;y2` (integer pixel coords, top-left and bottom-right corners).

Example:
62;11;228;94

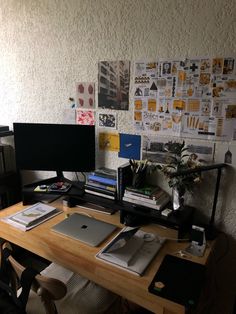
0;200;213;314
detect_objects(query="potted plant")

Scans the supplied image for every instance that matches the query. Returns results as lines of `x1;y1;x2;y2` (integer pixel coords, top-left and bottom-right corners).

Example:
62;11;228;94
157;141;202;210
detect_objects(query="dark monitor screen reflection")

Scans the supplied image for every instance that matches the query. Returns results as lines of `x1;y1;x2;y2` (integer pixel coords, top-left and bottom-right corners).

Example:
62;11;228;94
13;123;96;189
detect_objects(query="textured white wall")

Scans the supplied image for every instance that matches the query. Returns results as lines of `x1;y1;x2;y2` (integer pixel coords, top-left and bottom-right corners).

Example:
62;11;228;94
1;1;236;311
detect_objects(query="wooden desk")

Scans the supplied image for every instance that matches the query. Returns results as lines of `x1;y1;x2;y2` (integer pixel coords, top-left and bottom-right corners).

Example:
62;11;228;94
0;200;213;314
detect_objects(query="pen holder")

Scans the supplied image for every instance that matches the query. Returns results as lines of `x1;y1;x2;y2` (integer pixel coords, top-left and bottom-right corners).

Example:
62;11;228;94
132;169;146;188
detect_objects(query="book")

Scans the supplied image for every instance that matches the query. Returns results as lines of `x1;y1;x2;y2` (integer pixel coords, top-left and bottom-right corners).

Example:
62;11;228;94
75;202;117;215
93;167;117;179
86;180;116;191
85;189;115;200
96;227;166;276
2;202;61;231
87;174;117;187
123;193;170;211
125;184;161;198
117;162;133;201
84;184;116;197
124;188;168;205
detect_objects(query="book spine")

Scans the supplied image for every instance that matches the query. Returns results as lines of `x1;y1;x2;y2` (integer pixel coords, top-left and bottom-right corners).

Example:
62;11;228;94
124;189;151;199
117;164;132;201
84;184;115;196
92;171;116;180
87;180;116;191
85;189;115;200
123;194;170;210
117;167;122;201
125;186;159;198
88;174;117;186
123;190;166;205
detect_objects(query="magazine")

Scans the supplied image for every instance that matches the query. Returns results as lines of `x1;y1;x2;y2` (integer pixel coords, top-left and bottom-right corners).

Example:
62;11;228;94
96;227;165;276
2;202;61;231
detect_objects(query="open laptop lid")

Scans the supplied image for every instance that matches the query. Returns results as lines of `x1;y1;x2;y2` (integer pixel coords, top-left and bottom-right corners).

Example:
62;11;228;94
51;213;117;247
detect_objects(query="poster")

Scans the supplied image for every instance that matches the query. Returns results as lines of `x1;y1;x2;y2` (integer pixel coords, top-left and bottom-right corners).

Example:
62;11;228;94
98;61;130;110
76;82;95;108
119;133;141;160
142;135;215;164
99;132;120;151
76;109;95;125
98;112;117;129
133;57;236;141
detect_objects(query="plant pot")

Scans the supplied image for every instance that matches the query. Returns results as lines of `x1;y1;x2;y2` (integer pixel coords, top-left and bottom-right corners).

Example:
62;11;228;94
172;187;185;211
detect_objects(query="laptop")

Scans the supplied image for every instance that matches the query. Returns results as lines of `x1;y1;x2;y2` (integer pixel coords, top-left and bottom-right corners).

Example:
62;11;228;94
51;213;117;247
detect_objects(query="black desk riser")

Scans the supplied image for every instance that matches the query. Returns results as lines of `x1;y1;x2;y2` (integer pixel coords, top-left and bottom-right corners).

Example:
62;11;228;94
21;163;226;240
22;178;193;239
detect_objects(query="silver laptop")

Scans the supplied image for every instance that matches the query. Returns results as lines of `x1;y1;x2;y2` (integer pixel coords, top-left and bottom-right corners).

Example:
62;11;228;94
51;213;117;247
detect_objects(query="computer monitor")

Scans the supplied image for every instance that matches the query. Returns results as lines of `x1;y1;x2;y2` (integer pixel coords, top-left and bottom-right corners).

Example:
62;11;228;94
13;122;95;184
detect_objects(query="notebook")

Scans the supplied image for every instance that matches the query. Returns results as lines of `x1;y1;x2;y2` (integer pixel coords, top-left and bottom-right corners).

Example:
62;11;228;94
51;213;117;247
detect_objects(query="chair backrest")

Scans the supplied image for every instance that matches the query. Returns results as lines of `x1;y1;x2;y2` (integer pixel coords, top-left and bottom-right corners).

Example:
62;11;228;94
1;242;67;314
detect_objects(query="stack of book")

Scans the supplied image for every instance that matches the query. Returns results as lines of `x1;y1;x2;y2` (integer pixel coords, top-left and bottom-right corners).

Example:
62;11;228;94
123;184;170;211
1;202;61;231
85;167;117;200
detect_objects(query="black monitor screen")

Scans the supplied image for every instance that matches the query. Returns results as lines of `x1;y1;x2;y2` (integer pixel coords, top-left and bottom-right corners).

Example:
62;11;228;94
13;123;95;174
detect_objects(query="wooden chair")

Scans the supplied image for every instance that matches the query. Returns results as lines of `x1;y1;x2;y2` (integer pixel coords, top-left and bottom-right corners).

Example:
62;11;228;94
1;241;67;314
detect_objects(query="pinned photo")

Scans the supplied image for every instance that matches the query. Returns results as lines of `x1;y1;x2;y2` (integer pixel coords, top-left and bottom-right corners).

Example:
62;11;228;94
76;82;95;109
98;113;117;129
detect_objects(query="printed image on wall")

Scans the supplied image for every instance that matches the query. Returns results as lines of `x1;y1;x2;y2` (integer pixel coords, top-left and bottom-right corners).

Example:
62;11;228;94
98;61;130;110
76;82;95;108
119;133;141;160
133;56;236;141
142;136;183;164
142;136;214;164
76;109;95;125
99;132;119;151
98;112;117;129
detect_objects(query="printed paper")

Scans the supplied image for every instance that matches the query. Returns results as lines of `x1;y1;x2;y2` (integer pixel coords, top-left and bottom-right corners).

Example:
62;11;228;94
133;57;236;141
